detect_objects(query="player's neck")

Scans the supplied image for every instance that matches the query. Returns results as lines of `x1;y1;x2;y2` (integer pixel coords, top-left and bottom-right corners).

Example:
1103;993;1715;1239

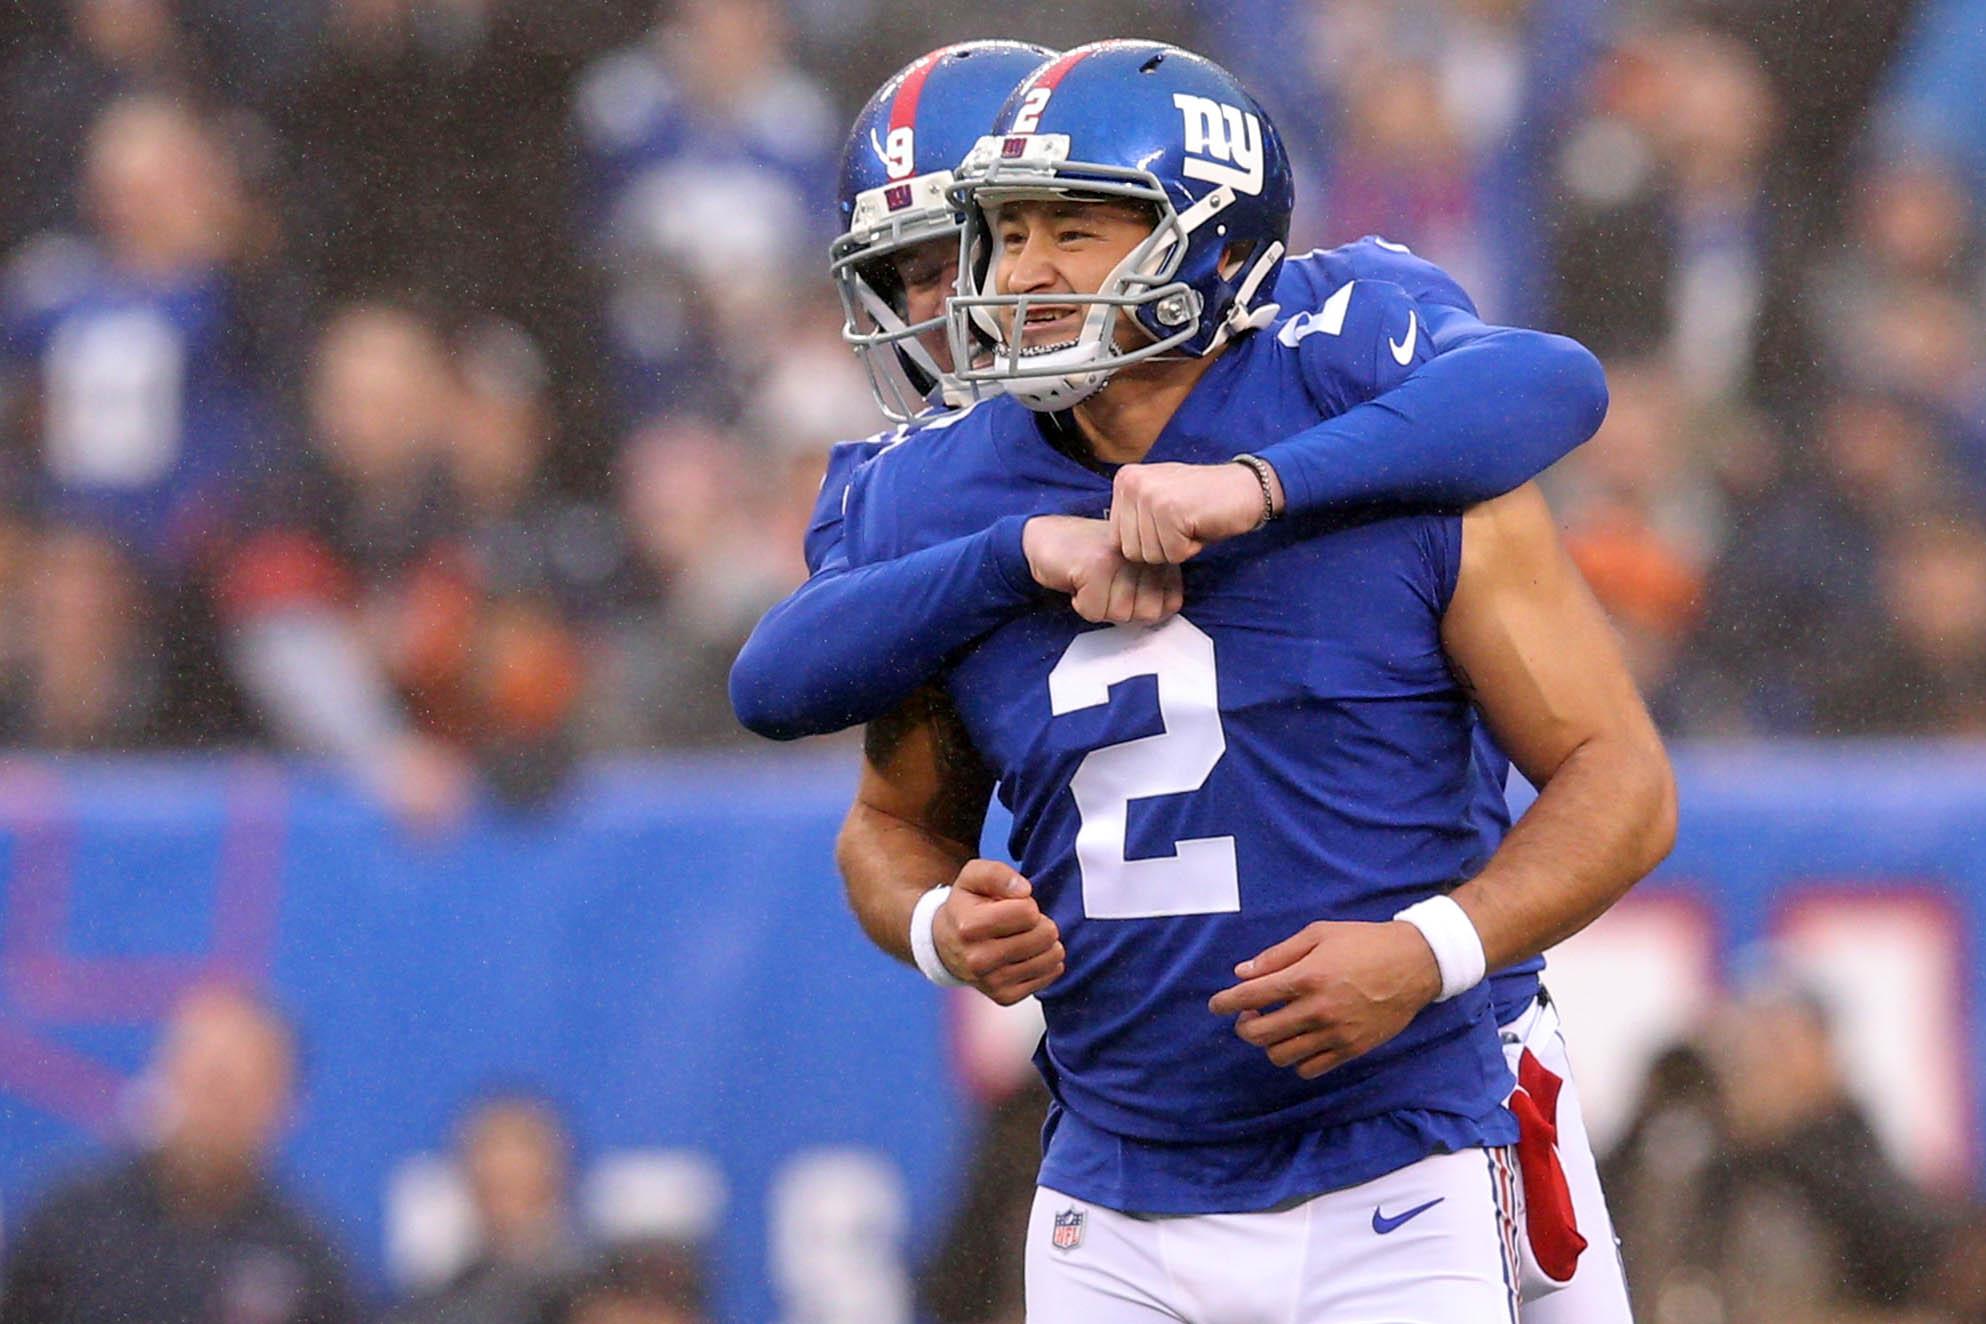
1070;351;1220;465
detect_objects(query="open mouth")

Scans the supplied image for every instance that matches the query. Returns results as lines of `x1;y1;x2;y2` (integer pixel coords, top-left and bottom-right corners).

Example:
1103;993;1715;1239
1018;306;1081;354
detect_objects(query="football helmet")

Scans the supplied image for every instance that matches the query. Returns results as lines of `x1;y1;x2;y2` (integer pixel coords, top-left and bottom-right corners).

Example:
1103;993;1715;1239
946;41;1294;411
831;41;1056;422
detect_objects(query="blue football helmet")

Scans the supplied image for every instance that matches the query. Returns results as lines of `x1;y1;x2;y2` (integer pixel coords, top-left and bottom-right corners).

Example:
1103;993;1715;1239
946;40;1295;411
831;40;1056;422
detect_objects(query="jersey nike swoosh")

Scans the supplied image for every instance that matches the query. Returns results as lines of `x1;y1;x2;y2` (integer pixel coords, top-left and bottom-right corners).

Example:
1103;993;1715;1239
1388;310;1418;365
1371;1196;1445;1234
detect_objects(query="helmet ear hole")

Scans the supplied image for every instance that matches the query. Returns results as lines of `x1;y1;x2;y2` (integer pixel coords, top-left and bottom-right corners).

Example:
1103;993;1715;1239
1218;240;1256;281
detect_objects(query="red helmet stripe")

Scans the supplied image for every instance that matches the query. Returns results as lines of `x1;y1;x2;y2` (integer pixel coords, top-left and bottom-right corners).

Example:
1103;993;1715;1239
887;48;948;139
1027;46;1094;93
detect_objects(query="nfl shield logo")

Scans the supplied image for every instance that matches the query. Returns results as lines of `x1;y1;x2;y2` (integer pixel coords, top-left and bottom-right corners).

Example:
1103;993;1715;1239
1051;1207;1085;1252
884;184;913;211
1001;135;1028;159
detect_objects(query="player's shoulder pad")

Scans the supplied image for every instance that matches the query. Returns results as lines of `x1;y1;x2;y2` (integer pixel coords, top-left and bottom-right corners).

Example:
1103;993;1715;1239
1284;237;1479;319
839;398;1004;561
1271;278;1431;412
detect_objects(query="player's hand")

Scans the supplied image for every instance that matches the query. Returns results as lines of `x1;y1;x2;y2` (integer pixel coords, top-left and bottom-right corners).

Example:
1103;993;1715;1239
1207;920;1442;1079
1110;461;1282;564
932;859;1065;1006
1023;515;1184;625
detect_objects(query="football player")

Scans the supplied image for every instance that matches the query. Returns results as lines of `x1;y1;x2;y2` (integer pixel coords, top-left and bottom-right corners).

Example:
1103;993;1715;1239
740;39;1643;1324
772;41;1675;1320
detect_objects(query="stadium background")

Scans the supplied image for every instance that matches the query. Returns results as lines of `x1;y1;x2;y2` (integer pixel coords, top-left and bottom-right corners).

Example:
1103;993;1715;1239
1;0;1985;1321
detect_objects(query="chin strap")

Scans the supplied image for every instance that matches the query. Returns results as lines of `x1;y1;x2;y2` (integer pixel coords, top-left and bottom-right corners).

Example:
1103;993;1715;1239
1206;239;1286;354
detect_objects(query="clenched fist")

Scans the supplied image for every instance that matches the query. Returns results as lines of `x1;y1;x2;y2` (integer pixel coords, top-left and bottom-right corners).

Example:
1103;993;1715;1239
1110;460;1284;564
933;860;1065;1006
1024;514;1184;624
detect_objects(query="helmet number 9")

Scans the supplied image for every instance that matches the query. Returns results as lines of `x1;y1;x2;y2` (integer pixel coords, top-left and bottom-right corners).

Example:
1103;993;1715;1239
884;127;915;180
1010;86;1053;135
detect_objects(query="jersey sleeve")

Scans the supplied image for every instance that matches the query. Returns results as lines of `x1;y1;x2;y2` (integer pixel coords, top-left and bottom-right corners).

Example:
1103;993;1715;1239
728;516;1038;740
1281;278;1434;416
803;436;891;575
732;434;1045;740
1255;282;1608;518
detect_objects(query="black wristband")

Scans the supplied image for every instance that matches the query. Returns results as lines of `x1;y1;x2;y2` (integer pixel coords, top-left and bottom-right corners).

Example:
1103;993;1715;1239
1231;454;1281;528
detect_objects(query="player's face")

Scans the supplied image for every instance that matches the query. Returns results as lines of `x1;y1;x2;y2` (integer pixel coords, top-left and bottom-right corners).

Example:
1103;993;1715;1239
989;198;1154;353
886;235;959;371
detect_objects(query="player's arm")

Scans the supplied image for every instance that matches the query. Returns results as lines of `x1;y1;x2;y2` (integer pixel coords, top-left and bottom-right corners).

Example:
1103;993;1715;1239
837;687;1064;1005
1211;484;1675;1076
732;442;1181;746
1255;308;1607;514
1434;483;1678;966
1111;298;1609;562
731;513;1036;740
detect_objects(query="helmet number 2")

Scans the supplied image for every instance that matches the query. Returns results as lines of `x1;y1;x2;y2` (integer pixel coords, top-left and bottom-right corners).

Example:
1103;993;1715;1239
1010;86;1053;135
1047;619;1238;920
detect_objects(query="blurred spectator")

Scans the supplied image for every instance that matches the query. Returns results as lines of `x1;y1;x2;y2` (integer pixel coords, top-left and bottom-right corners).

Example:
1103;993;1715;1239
391;1092;584;1324
571;0;837;427
0;0;213;252
1683;389;1957;733
1553;22;1779;405
1821;512;1986;735
1705;968;1953;1320
0;95;270;746
0;985;361;1324
554;1242;709;1324
1598;1043;1728;1324
1204;0;1607;322
1603;969;1956;1324
1549;356;1726;696
219;301;477;824
584;418;789;748
438;317;597;801
1807;155;1985;444
916;1077;1045;1324
1873;0;1986;211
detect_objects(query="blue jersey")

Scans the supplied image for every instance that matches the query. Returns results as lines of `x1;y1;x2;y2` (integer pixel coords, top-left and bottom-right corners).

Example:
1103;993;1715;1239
842;280;1517;1214
793;242;1544;1020
2;245;264;571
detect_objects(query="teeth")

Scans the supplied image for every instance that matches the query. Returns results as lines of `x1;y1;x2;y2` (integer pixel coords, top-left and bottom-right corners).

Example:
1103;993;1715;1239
1020;340;1077;358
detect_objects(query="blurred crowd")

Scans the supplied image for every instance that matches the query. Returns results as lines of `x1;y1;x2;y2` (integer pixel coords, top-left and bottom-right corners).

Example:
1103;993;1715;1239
7;5;1986;1320
0;0;1976;821
10;968;1986;1324
0;987;712;1324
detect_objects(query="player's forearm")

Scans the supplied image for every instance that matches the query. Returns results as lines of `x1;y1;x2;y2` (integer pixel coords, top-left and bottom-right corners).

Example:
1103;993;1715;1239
835;801;974;966
1254;325;1607;515
730;515;1038;740
1451;730;1677;972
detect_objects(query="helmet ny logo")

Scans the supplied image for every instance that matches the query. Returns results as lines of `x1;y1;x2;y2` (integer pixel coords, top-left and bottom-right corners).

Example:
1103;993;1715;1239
1172;93;1264;196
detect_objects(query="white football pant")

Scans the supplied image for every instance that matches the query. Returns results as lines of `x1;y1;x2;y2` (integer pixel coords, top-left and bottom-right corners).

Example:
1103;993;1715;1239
1024;1146;1523;1323
1500;992;1635;1324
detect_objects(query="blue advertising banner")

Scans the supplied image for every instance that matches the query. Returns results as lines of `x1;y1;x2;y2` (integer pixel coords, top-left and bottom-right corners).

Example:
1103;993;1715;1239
1;744;1984;1319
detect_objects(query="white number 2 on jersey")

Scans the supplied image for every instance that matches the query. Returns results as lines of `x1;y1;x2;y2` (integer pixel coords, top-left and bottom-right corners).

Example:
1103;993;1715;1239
1047;619;1237;919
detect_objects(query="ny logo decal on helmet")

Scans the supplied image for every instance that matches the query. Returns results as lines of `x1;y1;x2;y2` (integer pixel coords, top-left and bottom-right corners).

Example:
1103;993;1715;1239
1172;93;1264;196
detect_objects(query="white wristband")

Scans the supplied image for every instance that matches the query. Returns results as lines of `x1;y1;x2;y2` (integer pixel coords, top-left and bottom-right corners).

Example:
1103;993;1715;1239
1393;895;1487;1003
910;886;967;988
